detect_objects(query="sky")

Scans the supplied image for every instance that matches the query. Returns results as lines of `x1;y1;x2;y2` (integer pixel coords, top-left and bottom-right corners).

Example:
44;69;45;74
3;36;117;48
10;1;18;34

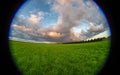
9;0;111;43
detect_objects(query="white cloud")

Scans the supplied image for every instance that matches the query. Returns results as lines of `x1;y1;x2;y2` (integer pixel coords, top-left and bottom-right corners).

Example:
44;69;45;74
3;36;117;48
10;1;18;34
48;31;63;38
87;30;110;40
11;0;110;43
13;24;32;32
29;11;44;25
38;0;103;42
89;22;104;32
29;14;39;24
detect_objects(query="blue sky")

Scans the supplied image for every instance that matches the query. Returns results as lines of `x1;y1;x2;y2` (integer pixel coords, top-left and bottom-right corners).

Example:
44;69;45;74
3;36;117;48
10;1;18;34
18;0;51;15
10;0;111;43
16;0;58;27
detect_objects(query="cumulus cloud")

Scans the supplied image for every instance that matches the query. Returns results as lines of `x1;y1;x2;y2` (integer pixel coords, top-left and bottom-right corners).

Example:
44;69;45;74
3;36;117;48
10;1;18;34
29;11;44;25
36;0;87;42
13;11;44;27
78;22;105;40
89;22;104;32
13;24;32;32
10;0;110;43
36;0;107;42
29;14;39;24
48;32;63;38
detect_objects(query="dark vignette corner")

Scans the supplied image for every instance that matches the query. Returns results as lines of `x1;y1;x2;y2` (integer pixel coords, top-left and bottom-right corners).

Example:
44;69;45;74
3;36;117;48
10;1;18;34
0;0;25;75
95;0;119;75
0;0;118;75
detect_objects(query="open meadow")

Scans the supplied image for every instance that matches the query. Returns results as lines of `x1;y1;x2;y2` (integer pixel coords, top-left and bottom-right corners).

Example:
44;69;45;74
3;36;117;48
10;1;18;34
10;40;110;75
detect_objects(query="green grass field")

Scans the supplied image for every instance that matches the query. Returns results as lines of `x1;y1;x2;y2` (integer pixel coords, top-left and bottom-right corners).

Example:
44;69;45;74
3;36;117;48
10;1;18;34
10;40;110;75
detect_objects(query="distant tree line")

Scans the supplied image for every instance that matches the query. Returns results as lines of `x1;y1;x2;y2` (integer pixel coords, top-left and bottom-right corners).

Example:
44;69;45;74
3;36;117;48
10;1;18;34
62;37;110;44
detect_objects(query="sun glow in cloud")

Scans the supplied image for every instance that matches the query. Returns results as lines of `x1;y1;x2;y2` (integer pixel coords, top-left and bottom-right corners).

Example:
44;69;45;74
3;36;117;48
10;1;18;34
10;0;111;43
48;32;63;38
59;0;67;5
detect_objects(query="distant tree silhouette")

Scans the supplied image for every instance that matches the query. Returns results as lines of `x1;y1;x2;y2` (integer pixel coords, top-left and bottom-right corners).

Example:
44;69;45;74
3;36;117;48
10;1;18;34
62;37;110;44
